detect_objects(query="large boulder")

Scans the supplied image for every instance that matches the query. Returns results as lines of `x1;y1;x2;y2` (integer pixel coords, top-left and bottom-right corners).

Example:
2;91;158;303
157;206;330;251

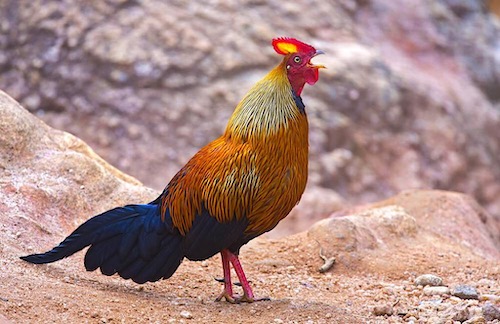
0;90;157;251
308;190;500;273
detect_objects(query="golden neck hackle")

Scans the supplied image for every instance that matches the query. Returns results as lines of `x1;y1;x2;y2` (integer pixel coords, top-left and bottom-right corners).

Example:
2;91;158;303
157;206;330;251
224;61;301;142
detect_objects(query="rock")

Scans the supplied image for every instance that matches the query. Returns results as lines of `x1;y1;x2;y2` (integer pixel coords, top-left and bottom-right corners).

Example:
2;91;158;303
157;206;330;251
452;285;479;300
415;274;443;287
307;190;500;272
452;307;470;322
423;286;450;296
463;316;486;324
0;91;159;321
308;204;417;253
372;305;393;316
483;303;500;322
359;190;500;259
417;300;477;323
479;294;500;303
0;90;157;247
469;305;483;318
405;316;417;323
180;310;192;319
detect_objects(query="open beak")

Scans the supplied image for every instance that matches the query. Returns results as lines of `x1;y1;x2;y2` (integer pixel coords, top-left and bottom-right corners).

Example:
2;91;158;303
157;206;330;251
309;50;326;69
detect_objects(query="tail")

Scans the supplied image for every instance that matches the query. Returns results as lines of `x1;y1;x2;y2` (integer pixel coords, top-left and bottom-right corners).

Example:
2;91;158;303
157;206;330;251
20;204;184;284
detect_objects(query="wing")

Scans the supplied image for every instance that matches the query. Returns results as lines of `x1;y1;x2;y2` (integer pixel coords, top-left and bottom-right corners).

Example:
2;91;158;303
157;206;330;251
161;137;259;236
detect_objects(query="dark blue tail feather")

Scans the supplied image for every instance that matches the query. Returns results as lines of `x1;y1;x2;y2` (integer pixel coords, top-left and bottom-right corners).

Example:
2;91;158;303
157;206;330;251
21;204;184;283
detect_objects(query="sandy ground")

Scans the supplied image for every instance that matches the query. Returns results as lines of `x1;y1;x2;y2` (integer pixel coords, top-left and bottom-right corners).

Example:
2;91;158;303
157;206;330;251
1;229;498;324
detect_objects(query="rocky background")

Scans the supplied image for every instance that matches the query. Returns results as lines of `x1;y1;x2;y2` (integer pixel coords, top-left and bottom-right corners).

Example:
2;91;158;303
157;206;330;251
1;0;499;231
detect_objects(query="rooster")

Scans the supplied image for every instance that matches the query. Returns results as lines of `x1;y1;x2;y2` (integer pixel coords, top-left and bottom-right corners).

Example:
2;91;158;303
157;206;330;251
21;37;324;303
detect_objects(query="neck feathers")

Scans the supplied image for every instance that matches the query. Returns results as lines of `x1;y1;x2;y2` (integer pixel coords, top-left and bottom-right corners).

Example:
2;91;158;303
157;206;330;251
225;62;304;141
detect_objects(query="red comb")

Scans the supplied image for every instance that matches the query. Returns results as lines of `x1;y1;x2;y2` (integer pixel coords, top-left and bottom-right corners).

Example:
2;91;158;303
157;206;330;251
272;37;316;55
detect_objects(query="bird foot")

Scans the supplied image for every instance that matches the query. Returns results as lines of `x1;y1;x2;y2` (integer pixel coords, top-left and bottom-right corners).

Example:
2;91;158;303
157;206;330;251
215;291;237;304
215;291;270;304
235;294;271;303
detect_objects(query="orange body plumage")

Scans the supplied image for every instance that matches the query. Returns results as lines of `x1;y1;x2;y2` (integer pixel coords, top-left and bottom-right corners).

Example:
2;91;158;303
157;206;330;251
21;37;324;303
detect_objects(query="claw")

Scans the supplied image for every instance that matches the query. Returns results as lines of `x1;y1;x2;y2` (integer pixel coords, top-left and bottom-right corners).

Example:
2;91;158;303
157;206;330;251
235;294;271;303
215;290;237;304
215;291;270;304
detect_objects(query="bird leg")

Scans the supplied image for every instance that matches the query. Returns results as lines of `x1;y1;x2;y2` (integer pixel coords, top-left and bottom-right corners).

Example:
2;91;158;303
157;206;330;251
228;250;256;303
215;249;270;303
215;249;236;303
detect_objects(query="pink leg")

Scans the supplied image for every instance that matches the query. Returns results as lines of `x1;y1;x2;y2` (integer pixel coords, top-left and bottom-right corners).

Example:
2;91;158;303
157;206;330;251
226;251;255;300
215;250;236;303
221;249;269;303
221;251;233;297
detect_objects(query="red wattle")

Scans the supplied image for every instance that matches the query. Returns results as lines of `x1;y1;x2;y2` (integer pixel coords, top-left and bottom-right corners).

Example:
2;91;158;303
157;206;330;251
304;68;320;85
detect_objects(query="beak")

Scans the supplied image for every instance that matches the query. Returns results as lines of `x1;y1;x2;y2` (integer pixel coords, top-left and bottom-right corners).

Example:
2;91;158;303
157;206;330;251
309;49;326;69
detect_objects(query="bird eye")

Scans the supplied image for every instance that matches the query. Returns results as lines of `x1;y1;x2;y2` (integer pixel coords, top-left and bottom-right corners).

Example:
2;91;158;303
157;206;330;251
293;56;301;64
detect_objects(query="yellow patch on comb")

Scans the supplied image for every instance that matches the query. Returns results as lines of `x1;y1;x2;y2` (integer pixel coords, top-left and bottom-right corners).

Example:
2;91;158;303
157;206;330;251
272;37;316;56
275;41;298;54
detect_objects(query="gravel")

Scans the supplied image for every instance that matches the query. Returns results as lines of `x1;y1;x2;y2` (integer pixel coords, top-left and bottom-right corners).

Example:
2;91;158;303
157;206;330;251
483;302;500;322
423;286;450;296
180;310;193;319
414;274;443;287
372;305;394;316
452;285;479;300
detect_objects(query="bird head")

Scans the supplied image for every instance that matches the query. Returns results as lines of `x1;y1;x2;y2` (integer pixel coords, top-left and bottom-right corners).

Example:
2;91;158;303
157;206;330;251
272;37;325;96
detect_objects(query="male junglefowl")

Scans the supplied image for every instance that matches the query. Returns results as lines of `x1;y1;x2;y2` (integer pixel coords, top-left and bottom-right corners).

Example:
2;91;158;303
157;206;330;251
21;37;325;303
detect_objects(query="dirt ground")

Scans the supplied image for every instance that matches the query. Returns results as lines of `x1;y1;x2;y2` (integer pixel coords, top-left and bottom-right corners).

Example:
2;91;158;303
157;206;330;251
1;229;498;324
